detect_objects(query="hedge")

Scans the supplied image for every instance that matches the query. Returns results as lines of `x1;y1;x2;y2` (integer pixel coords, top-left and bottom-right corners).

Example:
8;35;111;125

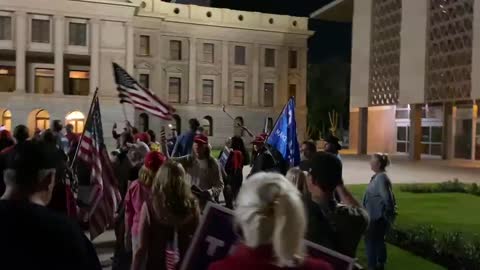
400;179;480;196
387;225;480;270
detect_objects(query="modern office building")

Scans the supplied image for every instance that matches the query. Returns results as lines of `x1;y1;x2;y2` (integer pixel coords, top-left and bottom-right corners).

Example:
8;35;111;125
0;0;311;147
312;0;480;161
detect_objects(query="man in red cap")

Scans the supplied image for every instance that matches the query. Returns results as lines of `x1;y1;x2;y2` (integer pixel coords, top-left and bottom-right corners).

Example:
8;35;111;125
173;134;223;209
248;133;276;177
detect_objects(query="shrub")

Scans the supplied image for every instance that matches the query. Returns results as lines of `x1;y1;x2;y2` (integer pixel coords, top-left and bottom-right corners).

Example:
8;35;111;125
400;180;480;197
387;225;480;270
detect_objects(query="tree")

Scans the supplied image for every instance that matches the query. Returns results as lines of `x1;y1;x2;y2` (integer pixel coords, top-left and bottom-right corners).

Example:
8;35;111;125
307;57;350;140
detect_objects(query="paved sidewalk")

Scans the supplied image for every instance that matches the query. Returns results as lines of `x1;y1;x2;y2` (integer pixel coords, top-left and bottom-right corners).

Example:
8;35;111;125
242;154;480;184
341;154;480;184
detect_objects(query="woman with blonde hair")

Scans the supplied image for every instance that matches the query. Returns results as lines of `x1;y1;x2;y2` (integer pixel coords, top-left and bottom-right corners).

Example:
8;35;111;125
125;151;166;253
286;167;308;196
132;160;200;270
209;172;333;270
363;153;396;270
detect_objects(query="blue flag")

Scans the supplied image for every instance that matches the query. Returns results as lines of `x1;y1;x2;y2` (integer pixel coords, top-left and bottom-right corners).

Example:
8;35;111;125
267;98;301;167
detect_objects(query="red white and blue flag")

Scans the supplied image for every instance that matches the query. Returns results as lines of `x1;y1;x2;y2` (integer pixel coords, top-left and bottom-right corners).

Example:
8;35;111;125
113;62;175;120
77;94;121;240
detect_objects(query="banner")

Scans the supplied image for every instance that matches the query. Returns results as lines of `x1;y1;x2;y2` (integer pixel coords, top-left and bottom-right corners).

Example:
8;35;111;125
181;203;356;270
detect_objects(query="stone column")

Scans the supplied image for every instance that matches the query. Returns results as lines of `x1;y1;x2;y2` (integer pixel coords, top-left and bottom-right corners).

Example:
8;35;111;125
251;43;260;106
298;48;307;108
126;23;134;74
472;104;478;160
221;40;229;105
350;0;372;109
90;19;100;95
54;15;64;95
279;47;289;106
442;102;453;160
409;104;422;160
398;0;428;105
188;37;197;104
15;11;27;93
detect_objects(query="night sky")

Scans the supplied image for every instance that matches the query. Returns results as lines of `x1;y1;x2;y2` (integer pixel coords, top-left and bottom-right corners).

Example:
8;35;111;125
211;0;352;64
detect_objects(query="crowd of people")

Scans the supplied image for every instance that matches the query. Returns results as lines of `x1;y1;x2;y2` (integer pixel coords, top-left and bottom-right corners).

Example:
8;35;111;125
0;118;397;270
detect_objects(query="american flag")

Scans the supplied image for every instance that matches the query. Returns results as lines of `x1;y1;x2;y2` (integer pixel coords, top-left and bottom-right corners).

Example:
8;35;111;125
113;62;175;120
77;94;121;239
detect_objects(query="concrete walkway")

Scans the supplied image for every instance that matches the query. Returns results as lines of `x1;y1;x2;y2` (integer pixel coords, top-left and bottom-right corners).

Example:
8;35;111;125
341;154;480;184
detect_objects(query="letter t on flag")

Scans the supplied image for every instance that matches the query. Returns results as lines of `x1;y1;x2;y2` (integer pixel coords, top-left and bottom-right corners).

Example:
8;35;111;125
267;97;300;167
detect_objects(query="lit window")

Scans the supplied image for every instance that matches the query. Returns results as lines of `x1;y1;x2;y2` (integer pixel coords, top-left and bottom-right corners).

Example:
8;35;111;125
1;110;12;131
35;109;50;130
264;83;274;107
202;79;214;104
65;111;85;133
0;16;12;40
35;68;54;94
69;22;87;46
67;70;89;96
139;35;150;56
169;77;181;103
170;40;182;60
0;66;15;92
231;81;245;106
31;19;50;43
203;43;214;63
265;48;275;67
234;46;246;65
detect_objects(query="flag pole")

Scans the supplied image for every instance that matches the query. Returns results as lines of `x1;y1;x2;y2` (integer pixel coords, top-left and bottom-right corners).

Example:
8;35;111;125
121;103;129;124
70;87;99;169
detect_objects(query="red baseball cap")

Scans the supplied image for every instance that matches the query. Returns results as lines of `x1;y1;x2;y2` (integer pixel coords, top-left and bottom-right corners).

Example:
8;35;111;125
135;132;151;145
251;133;268;144
144;151;166;172
194;134;208;145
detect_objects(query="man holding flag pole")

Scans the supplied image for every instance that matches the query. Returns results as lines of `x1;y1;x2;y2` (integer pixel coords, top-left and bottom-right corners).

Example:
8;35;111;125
249;97;299;177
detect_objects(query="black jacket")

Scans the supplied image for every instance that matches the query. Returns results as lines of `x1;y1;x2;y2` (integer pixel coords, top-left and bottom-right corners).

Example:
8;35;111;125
249;147;276;177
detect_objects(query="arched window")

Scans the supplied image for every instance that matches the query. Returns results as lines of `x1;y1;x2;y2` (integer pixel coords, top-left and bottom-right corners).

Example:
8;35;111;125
139;113;149;132
65;111;85;134
1;110;12;131
171;114;181;135
202;116;213;136
265;117;274;133
35;109;50;131
234;116;244;137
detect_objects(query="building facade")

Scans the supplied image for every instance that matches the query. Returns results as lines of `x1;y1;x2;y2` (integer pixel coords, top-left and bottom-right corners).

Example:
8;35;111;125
313;0;480;161
0;0;311;148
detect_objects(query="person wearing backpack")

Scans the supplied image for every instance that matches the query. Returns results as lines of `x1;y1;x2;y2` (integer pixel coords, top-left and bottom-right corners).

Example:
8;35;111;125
363;153;397;270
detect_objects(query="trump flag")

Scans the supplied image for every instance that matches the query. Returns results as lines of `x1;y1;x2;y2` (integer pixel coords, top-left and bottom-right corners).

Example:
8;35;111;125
267;97;301;167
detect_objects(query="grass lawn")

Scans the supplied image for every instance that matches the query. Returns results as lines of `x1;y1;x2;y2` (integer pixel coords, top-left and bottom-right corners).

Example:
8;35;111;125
356;242;445;270
348;184;480;237
211;149;222;159
347;184;480;269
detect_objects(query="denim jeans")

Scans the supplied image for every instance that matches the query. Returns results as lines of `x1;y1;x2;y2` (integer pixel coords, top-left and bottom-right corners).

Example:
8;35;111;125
365;219;389;270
